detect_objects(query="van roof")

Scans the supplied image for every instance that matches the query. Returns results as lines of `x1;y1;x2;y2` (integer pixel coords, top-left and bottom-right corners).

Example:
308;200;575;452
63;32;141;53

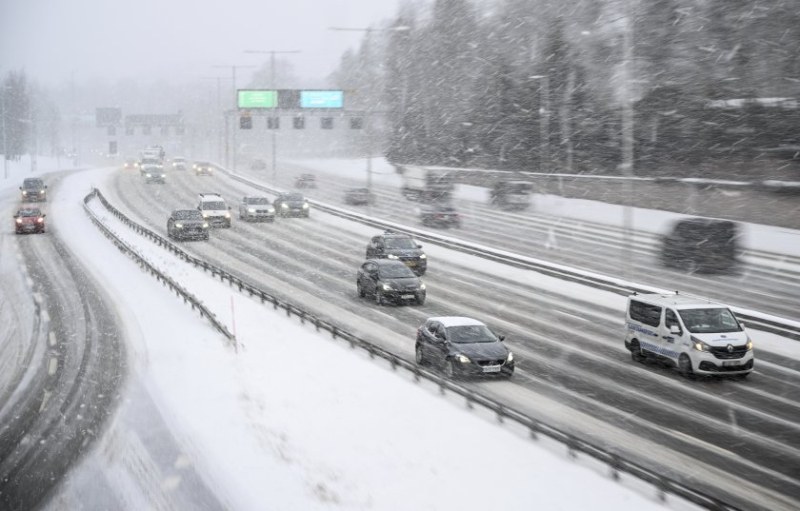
628;292;724;310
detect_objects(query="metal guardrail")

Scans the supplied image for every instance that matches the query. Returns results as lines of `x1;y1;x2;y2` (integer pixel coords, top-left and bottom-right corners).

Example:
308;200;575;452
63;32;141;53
89;183;740;510
221;167;800;342
83;189;235;344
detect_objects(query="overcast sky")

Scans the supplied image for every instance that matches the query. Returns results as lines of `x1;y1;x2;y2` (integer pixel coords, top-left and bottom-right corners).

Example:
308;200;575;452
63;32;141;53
0;0;405;87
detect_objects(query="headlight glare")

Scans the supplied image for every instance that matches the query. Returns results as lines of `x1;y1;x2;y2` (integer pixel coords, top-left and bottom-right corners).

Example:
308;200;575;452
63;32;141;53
456;354;471;364
419;254;427;259
507;352;514;362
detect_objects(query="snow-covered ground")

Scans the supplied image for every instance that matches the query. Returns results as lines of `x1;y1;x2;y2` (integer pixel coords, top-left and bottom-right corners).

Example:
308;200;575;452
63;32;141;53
0;157;702;509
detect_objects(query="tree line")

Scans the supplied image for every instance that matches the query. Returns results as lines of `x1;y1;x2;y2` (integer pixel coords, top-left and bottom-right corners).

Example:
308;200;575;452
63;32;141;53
331;0;800;175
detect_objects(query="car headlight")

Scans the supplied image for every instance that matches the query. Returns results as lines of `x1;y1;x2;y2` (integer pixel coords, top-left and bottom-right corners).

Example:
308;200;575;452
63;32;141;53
224;212;231;218
268;207;275;213
692;337;710;352
302;203;309;209
175;222;183;228
22;191;28;195
39;191;45;195
419;282;426;290
745;339;753;351
506;351;514;362
248;208;256;213
202;213;209;218
456;354;471;364
382;283;393;291
419;254;427;259
15;218;22;224
160;174;166;178
202;222;209;228
145;173;152;177
387;254;399;259
281;203;289;208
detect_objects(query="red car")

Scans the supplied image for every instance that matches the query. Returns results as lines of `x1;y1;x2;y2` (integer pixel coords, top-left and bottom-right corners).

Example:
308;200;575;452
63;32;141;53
14;207;46;234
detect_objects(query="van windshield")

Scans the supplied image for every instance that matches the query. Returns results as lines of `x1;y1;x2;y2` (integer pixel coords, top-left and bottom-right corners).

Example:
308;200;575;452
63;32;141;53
678;308;741;334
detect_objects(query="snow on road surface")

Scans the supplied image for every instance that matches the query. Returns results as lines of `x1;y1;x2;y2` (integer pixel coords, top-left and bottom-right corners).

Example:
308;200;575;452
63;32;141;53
0;161;699;509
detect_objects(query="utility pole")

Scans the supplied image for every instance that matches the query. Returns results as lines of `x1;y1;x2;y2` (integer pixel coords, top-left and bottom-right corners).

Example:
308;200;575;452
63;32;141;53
244;50;301;183
329;25;410;202
213;64;255;170
2;80;8;179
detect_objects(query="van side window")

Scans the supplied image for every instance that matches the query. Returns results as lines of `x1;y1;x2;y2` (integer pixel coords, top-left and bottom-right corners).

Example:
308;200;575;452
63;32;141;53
665;309;682;334
629;300;662;327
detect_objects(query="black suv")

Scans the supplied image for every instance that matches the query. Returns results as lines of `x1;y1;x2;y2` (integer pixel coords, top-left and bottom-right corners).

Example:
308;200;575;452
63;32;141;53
365;231;427;275
661;219;740;273
167;209;210;240
20;178;47;202
357;259;426;306
273;193;310;217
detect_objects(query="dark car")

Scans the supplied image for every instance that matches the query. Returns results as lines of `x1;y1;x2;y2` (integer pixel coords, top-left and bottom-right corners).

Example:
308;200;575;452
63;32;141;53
420;203;461;228
167;209;209;240
661;219;741;273
239;196;276;222
20;178;47;202
273;192;310;218
171;157;187;170
366;230;427;275
294;173;317;189
14;207;46;234
357;259;426;306
344;187;376;206
415;317;514;378
195;161;214;176
142;165;166;183
250;158;267;170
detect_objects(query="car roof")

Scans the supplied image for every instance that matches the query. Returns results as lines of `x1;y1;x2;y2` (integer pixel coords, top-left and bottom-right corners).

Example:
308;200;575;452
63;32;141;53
629;293;725;310
23;178;43;184
426;316;486;328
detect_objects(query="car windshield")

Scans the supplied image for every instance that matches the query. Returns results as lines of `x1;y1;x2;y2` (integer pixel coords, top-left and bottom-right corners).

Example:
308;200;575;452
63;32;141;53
174;210;202;220
384;237;416;250
23;179;43;189
283;194;304;201
202;201;226;210
17;208;42;217
678;308;742;333
447;325;497;344
378;265;416;279
246;198;270;205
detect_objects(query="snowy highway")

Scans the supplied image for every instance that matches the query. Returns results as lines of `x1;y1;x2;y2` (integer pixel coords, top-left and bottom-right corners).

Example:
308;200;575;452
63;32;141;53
93;161;800;510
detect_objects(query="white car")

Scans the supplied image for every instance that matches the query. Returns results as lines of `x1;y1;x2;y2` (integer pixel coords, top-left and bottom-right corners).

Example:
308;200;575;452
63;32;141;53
239;196;275;222
198;193;232;228
624;292;754;378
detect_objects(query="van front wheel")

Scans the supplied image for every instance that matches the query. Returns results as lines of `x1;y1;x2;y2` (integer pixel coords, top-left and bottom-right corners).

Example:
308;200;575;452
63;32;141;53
630;340;645;363
678;354;694;378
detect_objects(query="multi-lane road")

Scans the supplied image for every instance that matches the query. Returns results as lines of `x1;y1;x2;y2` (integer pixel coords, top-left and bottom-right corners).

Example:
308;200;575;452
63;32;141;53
98;162;800;511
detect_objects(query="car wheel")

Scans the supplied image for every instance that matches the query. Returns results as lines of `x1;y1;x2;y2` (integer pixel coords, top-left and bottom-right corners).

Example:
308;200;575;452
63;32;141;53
375;289;383;306
415;344;426;366
444;359;456;379
357;281;365;298
678;354;694;378
203;234;209;241
630;340;645;363
415;294;425;306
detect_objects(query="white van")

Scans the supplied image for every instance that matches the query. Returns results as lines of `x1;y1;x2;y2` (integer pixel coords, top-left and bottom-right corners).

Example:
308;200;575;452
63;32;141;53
624;292;754;378
198;193;232;228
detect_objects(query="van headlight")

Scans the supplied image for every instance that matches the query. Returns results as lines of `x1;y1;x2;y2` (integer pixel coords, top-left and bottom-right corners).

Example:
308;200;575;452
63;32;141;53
202;222;209;228
224;212;231;218
175;222;183;228
745;339;753;351
302;203;309;209
692;336;710;352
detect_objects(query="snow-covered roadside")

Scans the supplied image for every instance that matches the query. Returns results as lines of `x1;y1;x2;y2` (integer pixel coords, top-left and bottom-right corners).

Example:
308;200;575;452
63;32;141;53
44;166;685;509
290;157;800;258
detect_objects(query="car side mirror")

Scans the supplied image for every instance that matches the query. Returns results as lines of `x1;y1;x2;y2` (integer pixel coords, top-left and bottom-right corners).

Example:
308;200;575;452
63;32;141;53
417;244;423;249
669;325;681;335
739;321;746;330
42;214;46;218
498;335;506;342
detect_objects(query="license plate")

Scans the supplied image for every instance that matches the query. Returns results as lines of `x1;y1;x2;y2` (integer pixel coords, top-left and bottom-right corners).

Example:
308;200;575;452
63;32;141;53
406;261;417;267
401;294;414;300
482;365;501;373
722;361;741;367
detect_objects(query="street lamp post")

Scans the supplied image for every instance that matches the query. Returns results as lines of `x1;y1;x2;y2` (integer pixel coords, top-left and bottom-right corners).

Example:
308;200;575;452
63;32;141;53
213;64;256;170
202;75;231;163
244;49;301;184
329;25;410;203
2;84;8;179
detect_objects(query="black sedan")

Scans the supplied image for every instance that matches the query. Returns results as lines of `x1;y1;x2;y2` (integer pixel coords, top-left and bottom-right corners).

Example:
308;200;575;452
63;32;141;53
415;317;514;378
344;187;375;206
357;259;426;306
273;192;310;218
167;209;209;240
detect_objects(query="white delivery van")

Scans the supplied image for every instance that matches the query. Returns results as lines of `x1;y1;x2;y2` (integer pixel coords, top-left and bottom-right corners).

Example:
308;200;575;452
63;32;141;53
624;292;754;378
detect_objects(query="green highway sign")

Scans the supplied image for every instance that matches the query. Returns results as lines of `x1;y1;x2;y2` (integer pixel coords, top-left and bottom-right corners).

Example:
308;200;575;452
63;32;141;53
238;90;277;109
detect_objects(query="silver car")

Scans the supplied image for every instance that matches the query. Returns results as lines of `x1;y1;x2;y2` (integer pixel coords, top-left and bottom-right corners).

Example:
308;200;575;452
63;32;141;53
239;196;276;222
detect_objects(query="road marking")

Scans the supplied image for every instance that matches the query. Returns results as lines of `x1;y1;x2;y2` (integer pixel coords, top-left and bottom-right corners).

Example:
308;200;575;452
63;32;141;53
48;357;58;375
49;332;57;347
39;390;51;412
